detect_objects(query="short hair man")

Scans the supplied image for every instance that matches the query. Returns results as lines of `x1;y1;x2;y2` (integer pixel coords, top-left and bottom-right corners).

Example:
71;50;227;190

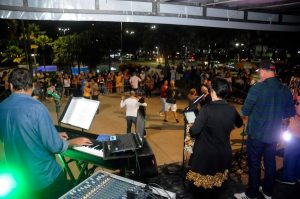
120;90;147;133
234;60;295;199
0;68;92;198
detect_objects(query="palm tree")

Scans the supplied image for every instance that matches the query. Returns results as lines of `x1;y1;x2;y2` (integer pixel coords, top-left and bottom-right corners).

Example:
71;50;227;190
19;22;46;71
35;35;53;68
53;35;73;70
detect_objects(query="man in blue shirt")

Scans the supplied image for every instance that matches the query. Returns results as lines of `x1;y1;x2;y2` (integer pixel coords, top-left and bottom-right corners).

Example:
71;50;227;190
234;60;295;199
0;68;92;199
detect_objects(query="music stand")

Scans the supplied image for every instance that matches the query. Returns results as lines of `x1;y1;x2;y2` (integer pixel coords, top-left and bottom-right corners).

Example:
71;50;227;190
57;97;100;184
181;94;204;170
58;97;100;132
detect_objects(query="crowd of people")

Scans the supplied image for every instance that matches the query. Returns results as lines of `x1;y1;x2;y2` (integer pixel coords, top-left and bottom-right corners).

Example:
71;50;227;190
0;59;299;199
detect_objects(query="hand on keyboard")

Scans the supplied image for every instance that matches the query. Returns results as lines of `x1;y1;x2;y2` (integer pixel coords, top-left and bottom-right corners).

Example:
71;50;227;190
68;137;93;147
59;132;69;140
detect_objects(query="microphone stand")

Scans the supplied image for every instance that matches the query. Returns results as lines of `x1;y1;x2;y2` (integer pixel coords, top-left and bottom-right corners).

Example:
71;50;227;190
184;94;205;112
182;94;205;170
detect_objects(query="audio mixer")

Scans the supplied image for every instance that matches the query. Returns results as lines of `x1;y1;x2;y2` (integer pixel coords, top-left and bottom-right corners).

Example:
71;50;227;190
59;171;176;199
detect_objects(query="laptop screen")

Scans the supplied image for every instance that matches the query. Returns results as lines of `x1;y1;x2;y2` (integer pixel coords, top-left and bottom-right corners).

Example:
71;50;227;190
135;111;145;144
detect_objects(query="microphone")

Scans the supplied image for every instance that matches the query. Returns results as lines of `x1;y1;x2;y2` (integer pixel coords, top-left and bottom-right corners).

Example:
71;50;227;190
185;94;205;111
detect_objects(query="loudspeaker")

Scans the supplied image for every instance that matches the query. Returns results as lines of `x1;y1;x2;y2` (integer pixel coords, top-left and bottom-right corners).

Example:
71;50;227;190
126;154;158;179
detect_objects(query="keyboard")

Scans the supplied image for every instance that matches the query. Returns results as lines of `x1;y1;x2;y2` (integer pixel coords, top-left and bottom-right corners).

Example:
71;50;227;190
73;144;103;158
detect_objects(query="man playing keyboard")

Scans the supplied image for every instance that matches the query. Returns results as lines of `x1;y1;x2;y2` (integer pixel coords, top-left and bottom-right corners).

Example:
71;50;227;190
0;68;93;199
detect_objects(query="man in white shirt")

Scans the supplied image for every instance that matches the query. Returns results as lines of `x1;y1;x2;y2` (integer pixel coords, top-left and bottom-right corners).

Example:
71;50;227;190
129;72;141;92
120;90;147;133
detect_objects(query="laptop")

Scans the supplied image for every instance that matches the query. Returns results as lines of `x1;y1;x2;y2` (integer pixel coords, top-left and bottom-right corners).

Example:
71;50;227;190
108;112;145;153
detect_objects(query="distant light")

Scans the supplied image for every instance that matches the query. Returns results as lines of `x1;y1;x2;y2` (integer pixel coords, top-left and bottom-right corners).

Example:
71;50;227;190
297;51;300;54
241;43;244;46
0;174;16;197
282;130;292;142
235;43;240;47
150;25;156;29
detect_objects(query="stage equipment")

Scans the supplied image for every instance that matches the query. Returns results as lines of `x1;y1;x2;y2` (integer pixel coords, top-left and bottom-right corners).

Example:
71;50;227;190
57;126;158;185
231;124;248;174
182;94;205;169
282;130;292;142
59;97;100;130
59;171;176;199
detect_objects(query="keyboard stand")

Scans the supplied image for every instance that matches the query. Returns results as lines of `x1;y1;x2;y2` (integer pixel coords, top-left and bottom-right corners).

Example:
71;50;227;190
56;126;120;186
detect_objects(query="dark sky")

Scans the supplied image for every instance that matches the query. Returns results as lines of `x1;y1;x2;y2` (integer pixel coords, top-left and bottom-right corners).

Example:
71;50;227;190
0;19;299;52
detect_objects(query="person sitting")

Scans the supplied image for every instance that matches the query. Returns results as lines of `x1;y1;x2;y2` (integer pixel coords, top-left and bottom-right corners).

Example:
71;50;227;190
0;68;92;199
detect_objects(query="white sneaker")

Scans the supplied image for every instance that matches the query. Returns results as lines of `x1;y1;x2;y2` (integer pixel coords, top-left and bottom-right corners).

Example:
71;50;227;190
259;186;272;199
234;192;257;199
261;190;272;199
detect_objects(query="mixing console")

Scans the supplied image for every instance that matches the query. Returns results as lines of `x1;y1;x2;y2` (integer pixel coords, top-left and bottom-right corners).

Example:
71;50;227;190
60;171;176;199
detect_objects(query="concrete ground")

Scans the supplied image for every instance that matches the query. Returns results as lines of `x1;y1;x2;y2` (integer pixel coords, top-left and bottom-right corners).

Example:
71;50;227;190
45;93;247;167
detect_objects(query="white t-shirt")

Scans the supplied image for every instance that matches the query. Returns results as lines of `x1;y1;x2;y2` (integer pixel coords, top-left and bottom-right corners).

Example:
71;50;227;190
129;75;141;89
63;78;71;88
120;97;147;117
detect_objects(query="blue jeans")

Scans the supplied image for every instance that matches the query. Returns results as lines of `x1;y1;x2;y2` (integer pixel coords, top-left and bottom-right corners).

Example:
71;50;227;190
246;138;277;198
126;116;136;134
282;136;300;182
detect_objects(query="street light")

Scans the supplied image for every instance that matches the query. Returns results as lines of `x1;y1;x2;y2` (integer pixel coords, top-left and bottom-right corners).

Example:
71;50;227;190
150;25;156;30
125;30;135;35
58;27;70;35
155;46;159;55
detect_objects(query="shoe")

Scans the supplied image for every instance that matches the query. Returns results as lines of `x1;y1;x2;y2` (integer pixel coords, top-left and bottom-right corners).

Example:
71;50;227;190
234;192;256;199
261;191;272;199
176;119;179;123
276;177;296;185
258;186;272;199
164;119;168;122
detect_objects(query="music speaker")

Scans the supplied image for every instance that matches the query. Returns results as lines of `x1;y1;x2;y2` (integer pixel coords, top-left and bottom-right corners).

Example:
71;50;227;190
126;154;158;179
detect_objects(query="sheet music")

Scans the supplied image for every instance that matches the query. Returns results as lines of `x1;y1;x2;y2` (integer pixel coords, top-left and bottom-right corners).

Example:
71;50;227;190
184;111;196;124
61;97;100;130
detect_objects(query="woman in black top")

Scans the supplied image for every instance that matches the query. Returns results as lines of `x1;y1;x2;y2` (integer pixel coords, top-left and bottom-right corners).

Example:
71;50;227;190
186;78;243;198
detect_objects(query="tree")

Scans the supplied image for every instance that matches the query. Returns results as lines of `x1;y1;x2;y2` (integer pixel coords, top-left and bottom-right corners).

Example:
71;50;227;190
53;35;75;70
19;22;46;71
1;45;25;65
35;35;53;67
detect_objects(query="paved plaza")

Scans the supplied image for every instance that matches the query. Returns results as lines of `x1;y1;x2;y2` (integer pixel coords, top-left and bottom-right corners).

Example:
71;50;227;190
46;93;246;166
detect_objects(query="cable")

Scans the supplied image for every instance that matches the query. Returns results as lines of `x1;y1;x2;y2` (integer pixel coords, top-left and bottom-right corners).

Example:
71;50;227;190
134;148;141;177
147;183;172;199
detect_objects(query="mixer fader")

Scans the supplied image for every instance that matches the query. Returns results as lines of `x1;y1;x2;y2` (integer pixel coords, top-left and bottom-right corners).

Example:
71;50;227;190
59;171;176;199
